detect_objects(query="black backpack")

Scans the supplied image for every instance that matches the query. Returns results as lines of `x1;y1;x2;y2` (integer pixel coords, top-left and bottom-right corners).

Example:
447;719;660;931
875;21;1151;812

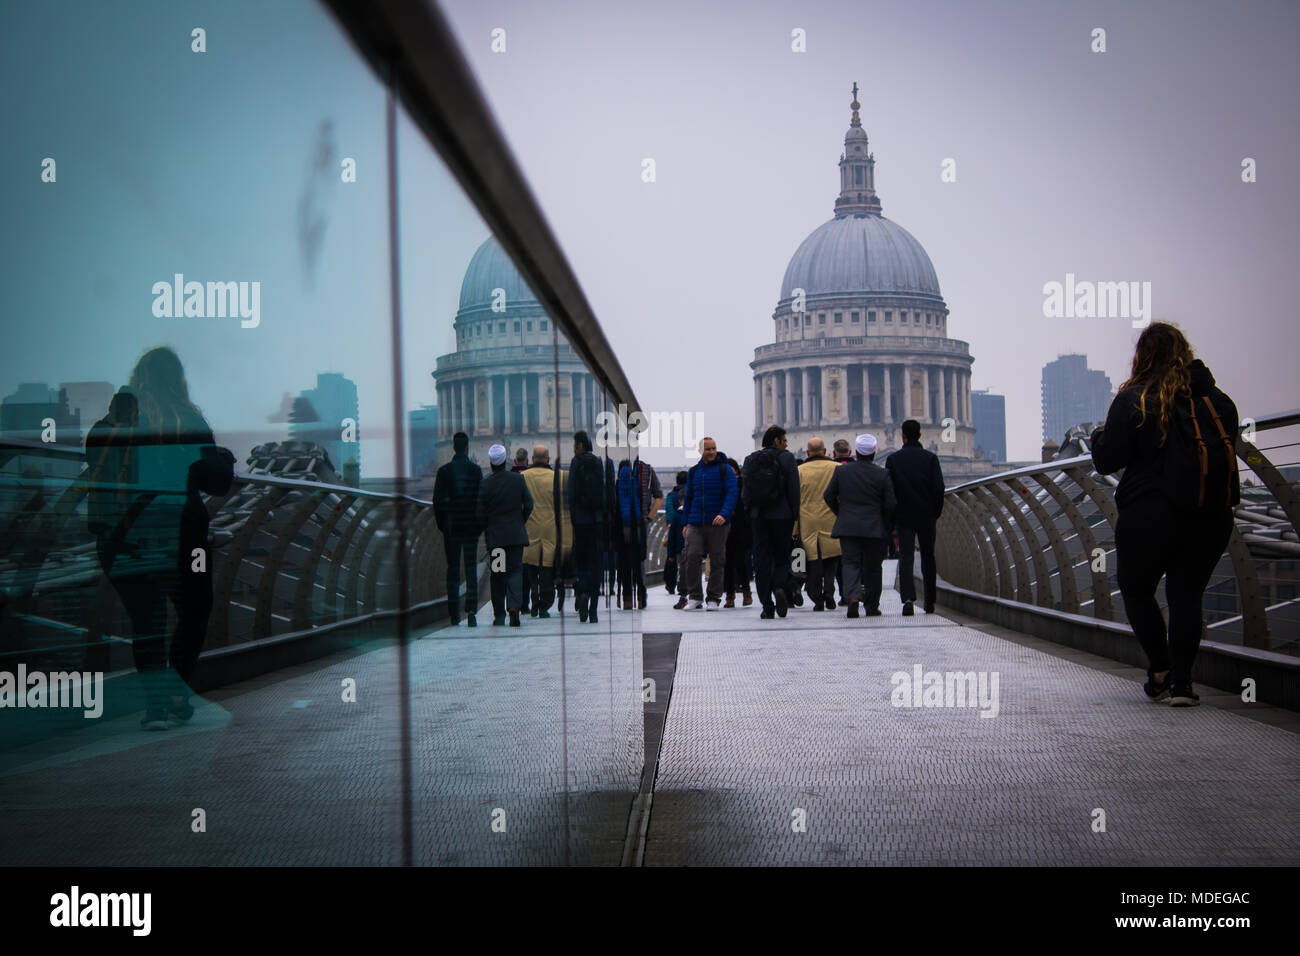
746;447;784;508
1163;392;1239;511
573;454;605;514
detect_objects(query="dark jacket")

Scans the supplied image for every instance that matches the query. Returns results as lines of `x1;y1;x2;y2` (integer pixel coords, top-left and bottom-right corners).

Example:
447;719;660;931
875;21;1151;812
1091;359;1239;511
476;467;533;549
824;458;897;539
433;453;483;539
885;442;946;528
741;446;800;520
565;451;608;526
682;455;738;526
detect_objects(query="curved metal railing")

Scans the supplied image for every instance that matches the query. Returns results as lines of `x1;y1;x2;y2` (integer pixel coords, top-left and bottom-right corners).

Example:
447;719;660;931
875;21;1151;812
934;410;1299;654
0;440;454;674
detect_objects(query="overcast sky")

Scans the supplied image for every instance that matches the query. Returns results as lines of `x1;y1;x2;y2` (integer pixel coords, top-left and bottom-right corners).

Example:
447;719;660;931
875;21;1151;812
440;0;1300;462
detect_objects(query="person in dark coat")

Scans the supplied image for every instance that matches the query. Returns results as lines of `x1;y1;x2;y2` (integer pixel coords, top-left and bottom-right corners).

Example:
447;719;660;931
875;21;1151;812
476;443;533;627
824;433;897;618
722;456;753;606
1090;322;1239;707
663;470;688;594
565;430;606;623
885;419;946;615
433;430;483;627
742;425;801;619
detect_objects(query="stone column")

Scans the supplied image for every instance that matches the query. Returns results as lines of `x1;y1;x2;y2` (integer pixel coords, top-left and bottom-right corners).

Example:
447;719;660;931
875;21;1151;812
882;365;892;422
936;366;946;422
785;368;796;427
805;366;816;426
861;364;871;423
754;374;762;430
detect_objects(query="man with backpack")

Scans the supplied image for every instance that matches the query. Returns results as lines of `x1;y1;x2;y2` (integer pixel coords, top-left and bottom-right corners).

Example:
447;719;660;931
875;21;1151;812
886;419;946;616
677;436;738;610
742;425;801;619
566;430;608;623
1091;322;1239;708
616;456;663;609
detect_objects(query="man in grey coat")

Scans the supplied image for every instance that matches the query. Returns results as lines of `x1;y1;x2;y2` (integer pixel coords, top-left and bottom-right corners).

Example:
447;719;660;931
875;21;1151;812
823;433;896;618
477;443;534;627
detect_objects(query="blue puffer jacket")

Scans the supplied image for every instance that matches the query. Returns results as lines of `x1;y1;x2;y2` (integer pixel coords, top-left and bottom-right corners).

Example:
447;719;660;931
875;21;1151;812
682;456;738;526
617;462;642;525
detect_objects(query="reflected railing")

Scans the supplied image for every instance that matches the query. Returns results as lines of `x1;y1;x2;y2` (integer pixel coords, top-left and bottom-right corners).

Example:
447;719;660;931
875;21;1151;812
1;438;463;677
935;409;1300;655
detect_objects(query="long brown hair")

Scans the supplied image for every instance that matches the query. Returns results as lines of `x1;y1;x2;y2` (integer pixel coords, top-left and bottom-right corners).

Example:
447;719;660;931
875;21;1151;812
127;346;203;440
1119;322;1193;445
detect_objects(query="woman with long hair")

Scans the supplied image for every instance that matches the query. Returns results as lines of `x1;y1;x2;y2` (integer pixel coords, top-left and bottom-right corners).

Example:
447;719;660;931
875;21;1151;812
110;346;218;729
1091;322;1239;707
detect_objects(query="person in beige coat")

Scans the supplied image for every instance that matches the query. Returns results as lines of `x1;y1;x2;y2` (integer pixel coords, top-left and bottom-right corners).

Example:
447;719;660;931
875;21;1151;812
796;438;843;612
522;444;572;617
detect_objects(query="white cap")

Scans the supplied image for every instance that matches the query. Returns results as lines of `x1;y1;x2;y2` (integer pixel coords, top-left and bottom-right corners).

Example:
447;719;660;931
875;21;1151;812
855;433;878;456
488;444;507;466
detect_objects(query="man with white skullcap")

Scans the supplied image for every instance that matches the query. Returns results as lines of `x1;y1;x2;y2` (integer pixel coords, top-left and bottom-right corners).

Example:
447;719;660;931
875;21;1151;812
822;432;896;618
476;443;533;626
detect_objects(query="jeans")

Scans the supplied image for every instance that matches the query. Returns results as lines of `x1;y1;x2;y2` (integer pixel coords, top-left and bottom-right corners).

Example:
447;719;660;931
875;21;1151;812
1115;496;1233;686
751;517;794;611
683;523;729;602
896;521;937;607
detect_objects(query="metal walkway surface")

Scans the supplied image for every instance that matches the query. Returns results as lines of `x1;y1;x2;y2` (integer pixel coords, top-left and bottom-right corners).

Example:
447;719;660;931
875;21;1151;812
639;561;1300;866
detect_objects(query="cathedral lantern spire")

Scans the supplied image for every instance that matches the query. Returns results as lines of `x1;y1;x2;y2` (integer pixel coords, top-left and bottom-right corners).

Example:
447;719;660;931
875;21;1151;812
835;82;882;217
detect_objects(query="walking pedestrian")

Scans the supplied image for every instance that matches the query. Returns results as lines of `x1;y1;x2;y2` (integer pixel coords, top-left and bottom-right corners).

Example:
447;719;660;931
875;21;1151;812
796;438;841;612
722;456;753;607
742;425;800;619
885;419;945;616
1091;322;1239;707
677;437;738;611
823;434;896;618
477;443;533;627
616;456;663;609
433;431;483;627
522;444;569;618
663;470;688;594
566;430;607;623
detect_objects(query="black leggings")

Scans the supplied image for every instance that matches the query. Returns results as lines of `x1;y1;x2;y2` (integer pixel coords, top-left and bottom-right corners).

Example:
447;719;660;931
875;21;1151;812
1115;496;1233;686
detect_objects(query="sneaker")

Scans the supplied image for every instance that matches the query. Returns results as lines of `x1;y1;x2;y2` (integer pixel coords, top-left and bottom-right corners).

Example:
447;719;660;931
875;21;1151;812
673;597;688;610
688;599;704;610
759;607;775;620
847;602;859;619
140;709;169;731
1170;685;1200;707
167;696;195;723
902;602;914;617
1143;670;1172;701
774;590;788;618
706;599;720;611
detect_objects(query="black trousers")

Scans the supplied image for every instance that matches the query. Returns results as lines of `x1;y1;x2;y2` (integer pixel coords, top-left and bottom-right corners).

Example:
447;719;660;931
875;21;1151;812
524;563;556;612
619;523;647;601
840;537;884;609
806;556;840;606
489;544;525;618
573;523;601;610
896;521;937;606
443;534;479;614
1115;497;1233;686
723;545;752;596
751;517;794;611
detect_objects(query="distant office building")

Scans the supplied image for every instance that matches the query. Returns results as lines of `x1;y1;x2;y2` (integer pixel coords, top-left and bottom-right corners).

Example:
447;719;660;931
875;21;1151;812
1041;355;1112;445
971;389;1006;463
289;372;360;478
0;382;80;446
408;404;439;477
59;381;115;438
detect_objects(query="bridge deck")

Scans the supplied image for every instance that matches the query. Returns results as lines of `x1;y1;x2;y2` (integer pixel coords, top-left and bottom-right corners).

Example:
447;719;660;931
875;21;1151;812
1;562;1296;866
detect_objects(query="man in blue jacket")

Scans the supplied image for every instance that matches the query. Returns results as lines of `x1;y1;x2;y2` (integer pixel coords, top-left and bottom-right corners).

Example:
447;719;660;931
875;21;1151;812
742;425;801;619
677;437;738;610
